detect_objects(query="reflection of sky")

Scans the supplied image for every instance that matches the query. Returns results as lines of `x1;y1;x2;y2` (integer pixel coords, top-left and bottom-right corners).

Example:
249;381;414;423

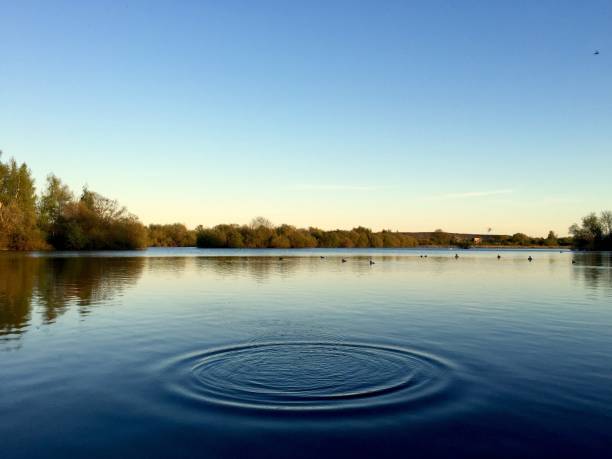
3;250;610;348
1;249;611;456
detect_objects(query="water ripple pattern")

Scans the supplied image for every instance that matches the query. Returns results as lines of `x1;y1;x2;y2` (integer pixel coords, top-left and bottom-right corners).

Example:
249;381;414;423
161;342;454;412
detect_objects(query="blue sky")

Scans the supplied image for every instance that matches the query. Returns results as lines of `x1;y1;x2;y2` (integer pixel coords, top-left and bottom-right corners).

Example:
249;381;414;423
1;1;610;235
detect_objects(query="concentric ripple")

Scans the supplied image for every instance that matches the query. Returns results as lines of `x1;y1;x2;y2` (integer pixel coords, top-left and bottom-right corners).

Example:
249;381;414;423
161;342;454;412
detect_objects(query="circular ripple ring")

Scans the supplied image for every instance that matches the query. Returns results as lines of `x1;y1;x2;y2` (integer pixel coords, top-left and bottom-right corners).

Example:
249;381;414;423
162;342;454;412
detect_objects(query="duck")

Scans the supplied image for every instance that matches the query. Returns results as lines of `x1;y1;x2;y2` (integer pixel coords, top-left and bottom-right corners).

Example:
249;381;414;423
320;256;326;259
369;259;376;265
279;257;284;261
342;258;347;263
454;254;459;259
497;254;501;259
572;260;576;264
528;256;533;262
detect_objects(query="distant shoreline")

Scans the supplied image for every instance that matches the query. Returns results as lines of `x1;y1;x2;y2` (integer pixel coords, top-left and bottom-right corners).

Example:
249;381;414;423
2;246;578;255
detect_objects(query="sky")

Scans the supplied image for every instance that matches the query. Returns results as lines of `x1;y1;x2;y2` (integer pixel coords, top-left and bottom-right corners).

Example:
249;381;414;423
1;0;611;236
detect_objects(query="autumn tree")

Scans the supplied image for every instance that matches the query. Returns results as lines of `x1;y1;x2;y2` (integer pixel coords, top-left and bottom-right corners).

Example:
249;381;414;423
0;154;45;249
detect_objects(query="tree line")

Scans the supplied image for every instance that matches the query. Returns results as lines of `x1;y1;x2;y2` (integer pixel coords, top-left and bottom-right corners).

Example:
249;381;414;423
2;154;609;251
193;220;574;249
1;154;147;250
0;154;198;250
195;219;420;249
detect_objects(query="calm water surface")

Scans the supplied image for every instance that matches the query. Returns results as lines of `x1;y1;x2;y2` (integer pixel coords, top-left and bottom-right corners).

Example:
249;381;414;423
1;248;611;458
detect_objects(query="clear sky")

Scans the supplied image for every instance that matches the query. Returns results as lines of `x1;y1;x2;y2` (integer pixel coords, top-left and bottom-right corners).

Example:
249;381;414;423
1;1;610;236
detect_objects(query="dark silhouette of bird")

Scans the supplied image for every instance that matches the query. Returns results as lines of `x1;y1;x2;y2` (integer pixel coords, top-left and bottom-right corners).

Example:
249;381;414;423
342;258;347;263
424;255;428;258
369;259;375;265
497;254;501;259
594;50;600;55
320;256;325;259
279;257;284;261
528;256;533;262
420;255;423;258
572;260;576;264
454;254;459;259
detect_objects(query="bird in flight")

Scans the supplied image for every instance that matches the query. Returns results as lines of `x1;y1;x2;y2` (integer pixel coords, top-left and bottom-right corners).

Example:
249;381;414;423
594;50;600;55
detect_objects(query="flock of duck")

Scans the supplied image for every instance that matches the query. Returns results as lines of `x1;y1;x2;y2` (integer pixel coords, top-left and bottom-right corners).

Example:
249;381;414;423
275;254;566;263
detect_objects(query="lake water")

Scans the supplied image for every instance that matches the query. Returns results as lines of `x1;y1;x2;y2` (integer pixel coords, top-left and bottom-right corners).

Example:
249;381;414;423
1;248;611;458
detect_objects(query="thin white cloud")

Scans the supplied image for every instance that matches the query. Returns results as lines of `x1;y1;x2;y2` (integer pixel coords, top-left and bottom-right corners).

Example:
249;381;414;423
429;189;514;200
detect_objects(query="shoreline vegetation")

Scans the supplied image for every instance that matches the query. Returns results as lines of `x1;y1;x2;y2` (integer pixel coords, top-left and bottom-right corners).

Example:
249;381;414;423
1;154;610;251
193;218;572;250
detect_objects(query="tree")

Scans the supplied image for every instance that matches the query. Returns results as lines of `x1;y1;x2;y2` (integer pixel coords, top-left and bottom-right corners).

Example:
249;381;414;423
431;229;452;246
600;210;612;237
0;155;45;250
569;211;612;250
38;174;73;235
582;213;603;240
511;233;530;245
196;228;228;248
250;216;273;229
48;188;147;250
545;230;558;246
147;223;196;247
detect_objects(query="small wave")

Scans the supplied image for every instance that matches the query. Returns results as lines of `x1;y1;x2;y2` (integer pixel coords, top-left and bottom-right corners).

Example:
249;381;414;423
160;342;454;412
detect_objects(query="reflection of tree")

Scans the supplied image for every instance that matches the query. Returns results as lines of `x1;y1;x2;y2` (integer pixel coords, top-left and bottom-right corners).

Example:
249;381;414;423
145;256;188;275
194;257;299;282
36;257;145;321
0;255;144;341
0;255;36;339
194;255;411;281
572;253;612;290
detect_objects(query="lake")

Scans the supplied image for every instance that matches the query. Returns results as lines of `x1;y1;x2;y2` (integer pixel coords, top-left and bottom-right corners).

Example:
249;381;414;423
1;248;611;458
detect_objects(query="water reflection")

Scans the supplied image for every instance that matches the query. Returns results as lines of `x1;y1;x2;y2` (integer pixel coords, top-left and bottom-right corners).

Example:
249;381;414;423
193;255;425;281
2;249;612;458
0;254;144;340
0;256;35;338
572;253;612;291
2;251;611;343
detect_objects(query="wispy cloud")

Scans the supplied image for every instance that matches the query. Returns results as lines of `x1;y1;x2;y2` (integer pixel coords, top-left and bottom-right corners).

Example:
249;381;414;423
428;189;514;200
290;184;394;192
